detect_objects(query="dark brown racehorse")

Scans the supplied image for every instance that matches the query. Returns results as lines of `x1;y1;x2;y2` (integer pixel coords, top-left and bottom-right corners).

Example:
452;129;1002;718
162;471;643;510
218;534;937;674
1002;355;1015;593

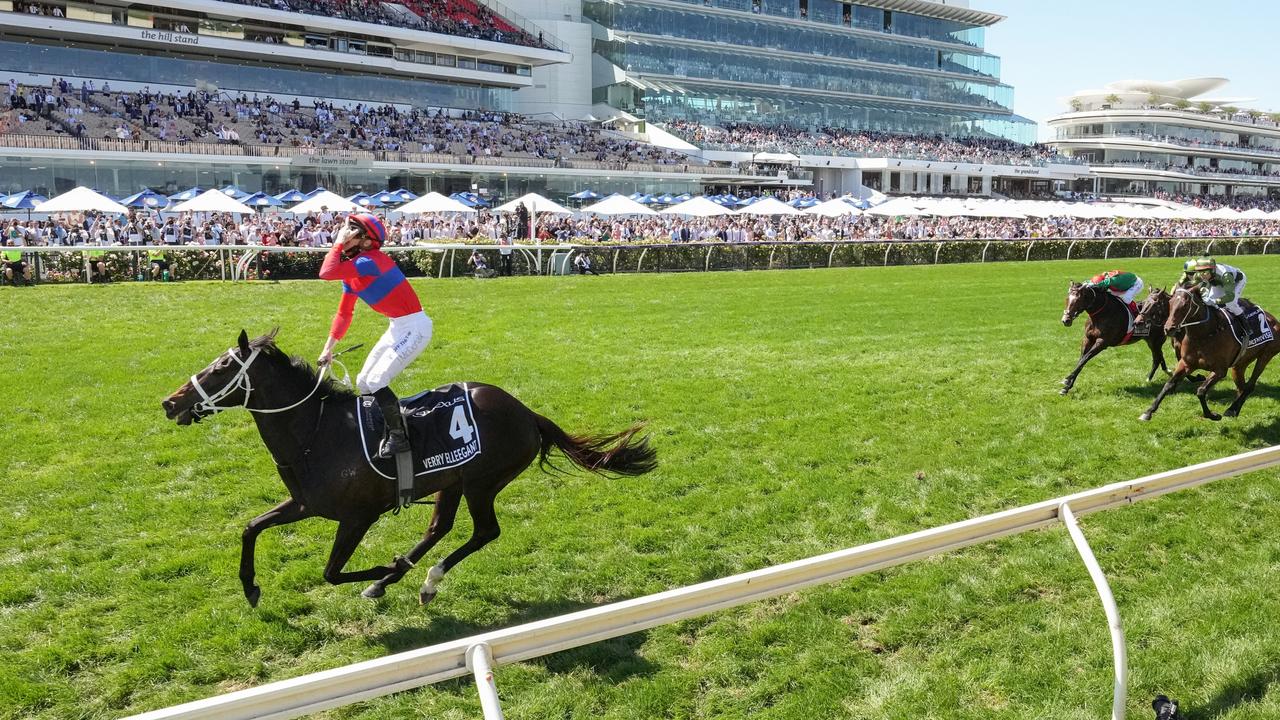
1060;281;1171;395
1139;287;1279;421
162;330;657;607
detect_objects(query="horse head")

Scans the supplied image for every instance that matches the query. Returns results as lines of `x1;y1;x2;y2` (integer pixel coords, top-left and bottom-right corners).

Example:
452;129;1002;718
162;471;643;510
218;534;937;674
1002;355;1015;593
1165;286;1205;335
1135;286;1169;327
163;329;277;425
1062;281;1093;327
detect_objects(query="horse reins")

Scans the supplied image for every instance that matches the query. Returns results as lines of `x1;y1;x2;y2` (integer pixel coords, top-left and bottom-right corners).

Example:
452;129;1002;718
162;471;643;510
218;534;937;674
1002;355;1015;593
1171;287;1212;330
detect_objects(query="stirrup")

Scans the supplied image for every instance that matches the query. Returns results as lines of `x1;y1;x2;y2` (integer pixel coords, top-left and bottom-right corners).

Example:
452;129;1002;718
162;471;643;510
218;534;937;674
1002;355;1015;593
376;432;409;459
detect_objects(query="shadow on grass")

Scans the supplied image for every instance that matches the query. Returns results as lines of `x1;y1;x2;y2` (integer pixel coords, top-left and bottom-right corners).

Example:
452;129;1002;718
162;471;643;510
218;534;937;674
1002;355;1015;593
1182;663;1280;719
372;598;661;683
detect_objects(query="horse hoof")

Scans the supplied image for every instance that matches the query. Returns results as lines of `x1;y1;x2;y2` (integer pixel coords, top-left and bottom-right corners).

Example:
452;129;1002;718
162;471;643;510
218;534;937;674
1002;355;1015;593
1206;413;1222;422
419;590;437;607
1225;409;1240;418
361;584;385;599
1139;413;1152;422
245;585;261;608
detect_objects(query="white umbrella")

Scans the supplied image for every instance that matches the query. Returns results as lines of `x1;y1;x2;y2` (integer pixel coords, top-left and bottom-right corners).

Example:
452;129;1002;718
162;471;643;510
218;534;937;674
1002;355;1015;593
735;197;801;216
579;194;658;216
396;191;476;215
659;196;734;217
494;192;573;215
803;198;864;217
287;190;360;215
1237;207;1271;220
35;186;129;214
170;188;255;214
864;198;928;217
1208;206;1243;220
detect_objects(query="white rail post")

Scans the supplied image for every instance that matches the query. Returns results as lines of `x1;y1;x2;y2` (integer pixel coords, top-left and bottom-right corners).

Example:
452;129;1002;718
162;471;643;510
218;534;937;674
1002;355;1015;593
1059;502;1126;720
466;643;505;720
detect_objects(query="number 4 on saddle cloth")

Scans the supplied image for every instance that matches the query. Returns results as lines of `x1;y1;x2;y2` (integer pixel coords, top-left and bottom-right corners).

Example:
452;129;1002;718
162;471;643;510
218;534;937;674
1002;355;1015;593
357;383;483;508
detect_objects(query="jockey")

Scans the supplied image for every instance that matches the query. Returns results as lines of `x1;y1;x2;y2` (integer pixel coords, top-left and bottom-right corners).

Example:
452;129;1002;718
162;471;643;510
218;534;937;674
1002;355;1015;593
1087;269;1144;309
1178;257;1247;318
318;213;432;458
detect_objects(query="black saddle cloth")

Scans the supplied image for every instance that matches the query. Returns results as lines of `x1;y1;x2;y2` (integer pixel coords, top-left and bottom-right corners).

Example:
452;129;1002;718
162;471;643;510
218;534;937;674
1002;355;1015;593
1224;304;1274;349
356;383;483;479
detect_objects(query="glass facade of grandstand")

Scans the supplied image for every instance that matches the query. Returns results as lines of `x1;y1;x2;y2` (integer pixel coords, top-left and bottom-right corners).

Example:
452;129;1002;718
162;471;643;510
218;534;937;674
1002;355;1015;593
583;0;1034;143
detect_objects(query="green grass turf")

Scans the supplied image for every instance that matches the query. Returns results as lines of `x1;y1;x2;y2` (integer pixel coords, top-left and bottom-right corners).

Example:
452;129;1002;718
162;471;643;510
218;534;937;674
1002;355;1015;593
5;258;1280;719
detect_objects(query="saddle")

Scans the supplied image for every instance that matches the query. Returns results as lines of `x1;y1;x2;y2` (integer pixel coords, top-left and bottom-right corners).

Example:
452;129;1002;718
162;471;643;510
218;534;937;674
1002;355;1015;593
1221;301;1273;351
356;383;483;504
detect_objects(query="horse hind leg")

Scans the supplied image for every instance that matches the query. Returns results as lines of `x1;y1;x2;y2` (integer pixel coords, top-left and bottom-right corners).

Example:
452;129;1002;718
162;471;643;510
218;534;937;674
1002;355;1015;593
1225;354;1274;417
420;485;505;607
362;484;464;599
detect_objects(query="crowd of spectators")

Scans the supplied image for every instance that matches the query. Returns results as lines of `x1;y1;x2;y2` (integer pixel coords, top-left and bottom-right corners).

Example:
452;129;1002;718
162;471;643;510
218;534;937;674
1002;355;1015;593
1153;191;1280;212
1105;158;1280;180
666;120;1071;166
220;0;550;48
4;205;1279;255
0;82;694;167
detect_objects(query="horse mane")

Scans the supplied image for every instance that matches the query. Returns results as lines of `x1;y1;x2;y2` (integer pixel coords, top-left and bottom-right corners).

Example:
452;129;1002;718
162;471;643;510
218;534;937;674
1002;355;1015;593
249;330;358;400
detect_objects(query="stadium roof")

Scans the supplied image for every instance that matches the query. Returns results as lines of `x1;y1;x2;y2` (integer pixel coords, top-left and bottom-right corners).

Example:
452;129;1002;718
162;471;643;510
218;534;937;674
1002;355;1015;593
839;0;1005;27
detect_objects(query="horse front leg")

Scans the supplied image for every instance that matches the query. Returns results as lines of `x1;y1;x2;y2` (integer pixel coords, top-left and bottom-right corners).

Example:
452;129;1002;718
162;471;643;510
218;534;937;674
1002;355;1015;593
1195;370;1225;421
1147;335;1167;381
241;498;311;608
1141;363;1188;421
362;485;464;599
1225;354;1273;417
1062;336;1108;395
322;519;403;589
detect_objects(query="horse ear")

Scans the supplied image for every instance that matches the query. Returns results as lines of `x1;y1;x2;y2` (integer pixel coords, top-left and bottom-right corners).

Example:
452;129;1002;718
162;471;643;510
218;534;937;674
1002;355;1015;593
238;329;250;355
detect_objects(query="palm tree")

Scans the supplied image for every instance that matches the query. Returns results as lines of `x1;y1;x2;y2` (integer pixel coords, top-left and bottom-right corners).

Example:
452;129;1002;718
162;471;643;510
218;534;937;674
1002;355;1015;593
1104;93;1121;106
1069;98;1083;112
1222;106;1239;117
1196;101;1213;113
1173;99;1191;110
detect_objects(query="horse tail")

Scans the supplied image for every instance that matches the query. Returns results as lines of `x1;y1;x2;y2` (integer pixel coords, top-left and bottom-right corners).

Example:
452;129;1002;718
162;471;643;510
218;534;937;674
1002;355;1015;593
533;414;657;477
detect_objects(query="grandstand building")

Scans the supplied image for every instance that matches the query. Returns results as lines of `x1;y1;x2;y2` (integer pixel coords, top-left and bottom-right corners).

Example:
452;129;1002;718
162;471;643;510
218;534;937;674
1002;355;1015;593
0;0;1089;203
1048;77;1280;200
0;0;784;199
513;0;1090;198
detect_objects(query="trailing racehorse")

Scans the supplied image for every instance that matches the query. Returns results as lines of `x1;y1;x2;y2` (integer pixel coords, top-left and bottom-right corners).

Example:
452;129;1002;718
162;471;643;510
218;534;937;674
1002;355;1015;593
1060;281;1172;395
162;329;657;607
1139;287;1279;421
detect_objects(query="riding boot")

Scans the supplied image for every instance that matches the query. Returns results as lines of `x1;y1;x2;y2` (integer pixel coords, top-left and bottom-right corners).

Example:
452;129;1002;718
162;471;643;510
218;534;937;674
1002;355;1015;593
373;387;410;459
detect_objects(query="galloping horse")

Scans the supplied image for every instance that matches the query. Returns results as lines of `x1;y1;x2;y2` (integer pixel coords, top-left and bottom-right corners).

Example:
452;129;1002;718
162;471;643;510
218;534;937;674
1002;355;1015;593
162;329;657;607
1139;287;1279;421
1060;281;1171;395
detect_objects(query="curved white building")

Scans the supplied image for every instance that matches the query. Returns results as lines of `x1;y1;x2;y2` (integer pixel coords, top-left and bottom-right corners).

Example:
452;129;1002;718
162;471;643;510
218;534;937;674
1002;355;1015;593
1047;77;1280;199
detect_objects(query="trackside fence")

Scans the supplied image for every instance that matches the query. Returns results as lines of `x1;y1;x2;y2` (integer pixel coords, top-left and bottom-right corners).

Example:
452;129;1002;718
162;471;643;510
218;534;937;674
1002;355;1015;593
124;445;1280;720
8;236;1280;284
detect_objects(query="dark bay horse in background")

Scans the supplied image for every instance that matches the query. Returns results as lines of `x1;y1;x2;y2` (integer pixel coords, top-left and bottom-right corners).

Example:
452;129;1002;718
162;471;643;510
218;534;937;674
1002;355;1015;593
1060;281;1172;395
163;330;657;607
1140;287;1279;421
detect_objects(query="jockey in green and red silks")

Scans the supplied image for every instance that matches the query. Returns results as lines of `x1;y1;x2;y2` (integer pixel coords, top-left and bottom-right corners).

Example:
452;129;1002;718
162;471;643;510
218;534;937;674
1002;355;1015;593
1088;270;1145;307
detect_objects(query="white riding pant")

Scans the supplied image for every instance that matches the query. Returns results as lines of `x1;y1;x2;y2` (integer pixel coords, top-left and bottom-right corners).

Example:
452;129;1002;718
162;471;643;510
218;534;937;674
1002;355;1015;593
1206;276;1246;315
356;311;432;395
1111;276;1144;305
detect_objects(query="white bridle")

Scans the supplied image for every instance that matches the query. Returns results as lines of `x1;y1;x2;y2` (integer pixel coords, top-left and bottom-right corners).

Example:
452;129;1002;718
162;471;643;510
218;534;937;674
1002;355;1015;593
1171;286;1211;330
188;347;336;418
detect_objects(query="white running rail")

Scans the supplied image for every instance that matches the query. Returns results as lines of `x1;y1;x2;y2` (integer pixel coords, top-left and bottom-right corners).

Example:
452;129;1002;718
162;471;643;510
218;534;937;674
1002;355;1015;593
123;445;1280;720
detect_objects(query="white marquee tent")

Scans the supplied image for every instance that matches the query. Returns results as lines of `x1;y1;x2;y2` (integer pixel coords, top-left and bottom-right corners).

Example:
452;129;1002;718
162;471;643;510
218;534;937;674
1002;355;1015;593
35;186;129;215
170;188;256;214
